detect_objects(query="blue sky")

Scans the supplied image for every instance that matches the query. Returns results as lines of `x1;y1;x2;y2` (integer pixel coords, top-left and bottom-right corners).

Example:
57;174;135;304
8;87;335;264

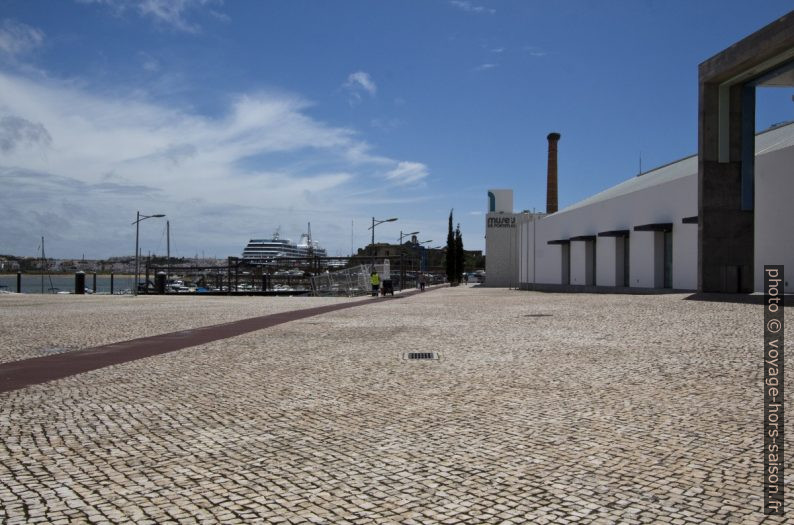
1;0;793;259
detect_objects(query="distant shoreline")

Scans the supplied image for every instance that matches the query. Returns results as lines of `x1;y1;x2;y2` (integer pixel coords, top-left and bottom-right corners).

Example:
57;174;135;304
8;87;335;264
0;273;136;278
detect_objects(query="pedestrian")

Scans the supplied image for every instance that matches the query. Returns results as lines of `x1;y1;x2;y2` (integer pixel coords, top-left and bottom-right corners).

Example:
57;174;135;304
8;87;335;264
370;271;380;296
419;273;427;291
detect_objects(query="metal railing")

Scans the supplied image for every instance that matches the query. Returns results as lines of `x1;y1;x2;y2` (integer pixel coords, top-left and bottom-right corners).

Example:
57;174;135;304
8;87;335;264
310;264;392;297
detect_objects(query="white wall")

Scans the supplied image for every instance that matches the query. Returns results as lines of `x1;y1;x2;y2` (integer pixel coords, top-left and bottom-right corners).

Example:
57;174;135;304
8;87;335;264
755;146;794;293
487;212;540;287
597;236;618;286
506;127;792;293
629;231;658;288
570;240;594;285
485;212;519;287
518;218;537;284
522;169;698;290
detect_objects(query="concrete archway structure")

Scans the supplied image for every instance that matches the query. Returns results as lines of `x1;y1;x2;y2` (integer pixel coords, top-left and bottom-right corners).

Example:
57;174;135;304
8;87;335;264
698;11;794;292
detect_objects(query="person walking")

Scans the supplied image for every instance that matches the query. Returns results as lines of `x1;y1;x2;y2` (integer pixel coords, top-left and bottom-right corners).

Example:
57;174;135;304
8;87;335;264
370;271;380;297
419;273;427;291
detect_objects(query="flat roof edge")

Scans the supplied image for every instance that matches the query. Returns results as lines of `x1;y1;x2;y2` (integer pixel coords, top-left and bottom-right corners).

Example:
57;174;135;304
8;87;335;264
699;11;794;82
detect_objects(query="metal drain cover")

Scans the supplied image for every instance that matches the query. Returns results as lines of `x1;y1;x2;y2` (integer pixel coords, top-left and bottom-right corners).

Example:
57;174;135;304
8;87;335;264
403;352;440;360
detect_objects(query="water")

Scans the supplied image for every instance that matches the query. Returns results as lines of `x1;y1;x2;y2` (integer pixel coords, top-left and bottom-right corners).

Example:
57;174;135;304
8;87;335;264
0;274;136;294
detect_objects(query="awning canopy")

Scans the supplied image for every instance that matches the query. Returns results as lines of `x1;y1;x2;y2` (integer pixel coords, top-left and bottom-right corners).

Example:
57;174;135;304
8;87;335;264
633;223;673;232
597;230;630;237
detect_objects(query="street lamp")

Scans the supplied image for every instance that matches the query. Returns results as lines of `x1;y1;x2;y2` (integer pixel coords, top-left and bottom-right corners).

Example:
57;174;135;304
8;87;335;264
368;217;398;248
398;231;419;291
399;231;420;244
132;211;165;296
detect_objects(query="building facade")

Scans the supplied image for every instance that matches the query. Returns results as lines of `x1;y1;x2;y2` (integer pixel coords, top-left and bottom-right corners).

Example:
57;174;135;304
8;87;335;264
487;122;794;293
485;190;544;287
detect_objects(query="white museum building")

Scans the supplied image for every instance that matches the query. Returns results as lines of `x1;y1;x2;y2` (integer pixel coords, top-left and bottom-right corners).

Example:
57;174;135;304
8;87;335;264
485;121;794;294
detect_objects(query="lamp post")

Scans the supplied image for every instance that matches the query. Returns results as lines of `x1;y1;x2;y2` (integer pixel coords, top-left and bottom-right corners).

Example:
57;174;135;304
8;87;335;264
398;231;419;291
369;217;398;248
367;217;397;268
132;211;165;296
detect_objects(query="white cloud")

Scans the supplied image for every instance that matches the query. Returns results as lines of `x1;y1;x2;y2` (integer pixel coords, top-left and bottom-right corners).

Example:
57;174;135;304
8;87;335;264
0;19;45;59
384;161;429;185
449;1;495;15
137;52;161;72
346;72;377;96
0;116;52;153
473;63;497;72
370;117;403;132
524;46;548;57
77;0;223;32
0;69;430;257
343;71;377;105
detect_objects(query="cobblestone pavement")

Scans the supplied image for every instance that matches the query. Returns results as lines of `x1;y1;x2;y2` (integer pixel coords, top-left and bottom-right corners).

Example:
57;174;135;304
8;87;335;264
0;294;355;365
0;287;790;524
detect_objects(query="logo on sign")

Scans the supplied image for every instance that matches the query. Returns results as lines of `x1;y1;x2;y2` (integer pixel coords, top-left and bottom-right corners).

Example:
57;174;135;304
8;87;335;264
487;217;516;228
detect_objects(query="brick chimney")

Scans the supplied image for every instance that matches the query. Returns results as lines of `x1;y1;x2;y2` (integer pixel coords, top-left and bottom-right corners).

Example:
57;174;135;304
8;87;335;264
546;132;561;214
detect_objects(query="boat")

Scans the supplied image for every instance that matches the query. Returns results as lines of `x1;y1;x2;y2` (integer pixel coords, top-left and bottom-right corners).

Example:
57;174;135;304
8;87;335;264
242;229;327;265
296;233;327;258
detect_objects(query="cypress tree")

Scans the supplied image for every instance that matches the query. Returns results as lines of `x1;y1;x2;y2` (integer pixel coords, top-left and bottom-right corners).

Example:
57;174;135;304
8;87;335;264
445;209;455;283
455;223;464;282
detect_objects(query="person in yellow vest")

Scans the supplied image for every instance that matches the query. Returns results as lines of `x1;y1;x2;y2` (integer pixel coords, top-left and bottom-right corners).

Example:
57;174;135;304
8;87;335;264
370;271;380;296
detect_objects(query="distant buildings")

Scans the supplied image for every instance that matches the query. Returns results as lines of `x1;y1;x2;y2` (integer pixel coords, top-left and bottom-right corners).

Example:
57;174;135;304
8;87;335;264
0;258;20;272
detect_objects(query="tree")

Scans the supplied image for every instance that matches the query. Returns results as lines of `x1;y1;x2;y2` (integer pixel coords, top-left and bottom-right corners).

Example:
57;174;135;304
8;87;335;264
454;223;464;282
445;209;455;283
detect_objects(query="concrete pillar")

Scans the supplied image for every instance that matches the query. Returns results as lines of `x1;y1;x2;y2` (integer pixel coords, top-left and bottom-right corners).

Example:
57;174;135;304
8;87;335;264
698;81;754;292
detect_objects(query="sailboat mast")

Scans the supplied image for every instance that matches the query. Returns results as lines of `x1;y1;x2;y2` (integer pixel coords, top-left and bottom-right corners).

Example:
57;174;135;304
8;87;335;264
40;236;44;294
307;222;313;257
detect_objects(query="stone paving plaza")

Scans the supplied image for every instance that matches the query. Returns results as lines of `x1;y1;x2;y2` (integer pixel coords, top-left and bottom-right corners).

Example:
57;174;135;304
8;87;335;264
0;287;790;524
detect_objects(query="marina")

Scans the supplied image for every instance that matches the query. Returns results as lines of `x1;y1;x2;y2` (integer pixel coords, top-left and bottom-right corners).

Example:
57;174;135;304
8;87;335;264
0;274;135;295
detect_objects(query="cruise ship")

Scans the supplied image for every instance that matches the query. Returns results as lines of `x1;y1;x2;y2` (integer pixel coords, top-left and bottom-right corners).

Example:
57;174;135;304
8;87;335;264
242;231;327;265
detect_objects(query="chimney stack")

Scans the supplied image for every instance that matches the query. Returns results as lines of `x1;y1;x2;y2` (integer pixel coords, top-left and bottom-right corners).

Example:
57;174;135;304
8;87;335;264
546;132;561;214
